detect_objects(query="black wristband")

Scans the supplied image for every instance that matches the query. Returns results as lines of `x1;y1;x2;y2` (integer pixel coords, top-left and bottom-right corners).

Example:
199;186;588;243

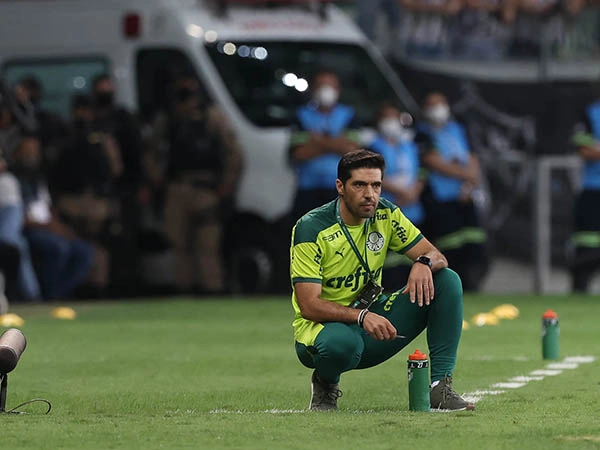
358;309;369;328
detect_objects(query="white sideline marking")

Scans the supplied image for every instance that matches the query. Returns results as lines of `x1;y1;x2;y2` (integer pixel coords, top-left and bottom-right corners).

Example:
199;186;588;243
491;382;526;389
509;376;544;382
564;356;596;363
461;355;596;406
209;409;305;414
530;369;563;376
462;390;505;403
546;362;579;370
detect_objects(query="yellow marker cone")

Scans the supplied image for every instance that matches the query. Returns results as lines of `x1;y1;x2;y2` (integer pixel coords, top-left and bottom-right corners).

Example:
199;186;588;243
462;320;470;330
0;313;25;327
491;304;520;320
471;312;500;327
50;307;77;320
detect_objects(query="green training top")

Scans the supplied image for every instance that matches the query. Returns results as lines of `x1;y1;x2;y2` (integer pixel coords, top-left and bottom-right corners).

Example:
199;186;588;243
290;197;423;346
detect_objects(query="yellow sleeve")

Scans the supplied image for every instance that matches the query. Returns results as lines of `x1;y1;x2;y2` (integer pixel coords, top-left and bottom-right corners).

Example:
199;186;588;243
387;207;423;254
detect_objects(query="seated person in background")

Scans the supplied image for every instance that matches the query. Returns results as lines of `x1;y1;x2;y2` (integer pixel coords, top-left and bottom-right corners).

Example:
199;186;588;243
11;134;94;300
416;92;488;292
369;103;426;291
288;70;361;222
0;146;41;302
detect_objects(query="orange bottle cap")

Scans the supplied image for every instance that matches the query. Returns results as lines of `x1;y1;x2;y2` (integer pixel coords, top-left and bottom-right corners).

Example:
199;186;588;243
543;309;558;319
409;349;428;360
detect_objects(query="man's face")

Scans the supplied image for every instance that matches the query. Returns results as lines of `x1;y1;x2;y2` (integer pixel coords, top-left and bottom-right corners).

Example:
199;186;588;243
337;168;382;220
94;78;114;96
312;73;340;109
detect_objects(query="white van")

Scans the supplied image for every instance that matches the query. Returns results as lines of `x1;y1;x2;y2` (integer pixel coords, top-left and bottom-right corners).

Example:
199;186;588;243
0;0;416;291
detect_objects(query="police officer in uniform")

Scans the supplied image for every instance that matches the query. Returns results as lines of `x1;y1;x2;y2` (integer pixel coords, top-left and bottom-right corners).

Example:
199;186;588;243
153;75;243;295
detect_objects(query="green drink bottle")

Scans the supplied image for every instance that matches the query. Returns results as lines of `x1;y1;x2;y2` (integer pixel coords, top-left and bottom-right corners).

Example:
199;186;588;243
407;349;430;411
542;309;559;360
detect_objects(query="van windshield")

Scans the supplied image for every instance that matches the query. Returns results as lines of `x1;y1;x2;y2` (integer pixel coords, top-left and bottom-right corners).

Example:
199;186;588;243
205;41;407;127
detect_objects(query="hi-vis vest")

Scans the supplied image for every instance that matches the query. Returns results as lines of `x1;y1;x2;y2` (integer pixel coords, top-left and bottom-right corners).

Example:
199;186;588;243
293;104;356;189
418;120;470;202
584;101;600;190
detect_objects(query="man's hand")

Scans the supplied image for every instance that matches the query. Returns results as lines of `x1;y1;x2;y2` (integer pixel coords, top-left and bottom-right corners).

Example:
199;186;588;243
362;312;397;341
402;263;435;307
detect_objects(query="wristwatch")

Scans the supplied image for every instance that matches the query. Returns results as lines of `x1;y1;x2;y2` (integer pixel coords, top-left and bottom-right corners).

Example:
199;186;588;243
415;255;432;270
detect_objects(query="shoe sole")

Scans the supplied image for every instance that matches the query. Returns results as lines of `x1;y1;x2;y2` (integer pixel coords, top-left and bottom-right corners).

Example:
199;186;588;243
431;403;476;412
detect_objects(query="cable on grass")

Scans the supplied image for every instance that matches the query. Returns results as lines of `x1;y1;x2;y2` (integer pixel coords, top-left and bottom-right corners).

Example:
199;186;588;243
3;398;52;415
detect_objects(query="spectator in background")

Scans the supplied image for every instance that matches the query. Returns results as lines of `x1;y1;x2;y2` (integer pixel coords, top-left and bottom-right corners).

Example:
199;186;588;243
13;76;68;167
356;0;402;41
150;74;243;295
368;103;427;292
91;73;144;294
510;0;585;57
0;147;39;304
451;0;518;60
12;134;94;300
416;92;488;291
288;70;361;222
569;93;600;292
0;96;22;161
0;94;41;302
51;94;123;295
397;0;462;58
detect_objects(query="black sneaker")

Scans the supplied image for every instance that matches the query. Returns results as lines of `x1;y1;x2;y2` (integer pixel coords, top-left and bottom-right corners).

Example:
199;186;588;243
430;377;475;411
309;371;343;411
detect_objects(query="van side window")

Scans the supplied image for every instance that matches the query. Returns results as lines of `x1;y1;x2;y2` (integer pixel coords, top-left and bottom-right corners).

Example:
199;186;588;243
3;58;108;120
204;41;407;127
136;49;208;122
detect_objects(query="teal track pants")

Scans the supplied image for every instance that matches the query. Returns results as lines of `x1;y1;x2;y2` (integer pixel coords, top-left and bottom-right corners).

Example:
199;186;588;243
295;268;464;384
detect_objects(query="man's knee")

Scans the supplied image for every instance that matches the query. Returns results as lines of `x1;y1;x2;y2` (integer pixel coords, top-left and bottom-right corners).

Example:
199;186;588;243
433;268;463;297
314;324;363;369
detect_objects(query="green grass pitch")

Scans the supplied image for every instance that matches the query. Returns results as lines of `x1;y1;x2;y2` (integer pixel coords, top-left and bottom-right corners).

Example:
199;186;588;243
1;293;599;450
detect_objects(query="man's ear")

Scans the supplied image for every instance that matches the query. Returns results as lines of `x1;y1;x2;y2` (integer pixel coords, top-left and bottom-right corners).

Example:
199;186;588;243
335;179;344;196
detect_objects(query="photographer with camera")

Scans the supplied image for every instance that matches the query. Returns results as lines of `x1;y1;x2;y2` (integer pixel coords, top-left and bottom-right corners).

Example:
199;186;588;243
290;149;473;412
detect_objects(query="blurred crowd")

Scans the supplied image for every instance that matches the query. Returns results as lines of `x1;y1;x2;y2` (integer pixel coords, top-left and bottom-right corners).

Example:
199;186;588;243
0;72;242;309
357;0;600;60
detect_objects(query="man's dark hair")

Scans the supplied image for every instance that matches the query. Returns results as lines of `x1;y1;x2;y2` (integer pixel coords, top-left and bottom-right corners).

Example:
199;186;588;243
17;76;42;96
337;149;385;184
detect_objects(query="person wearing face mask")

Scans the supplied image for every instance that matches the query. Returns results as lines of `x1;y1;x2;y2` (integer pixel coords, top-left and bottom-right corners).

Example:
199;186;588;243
92;73;145;295
11;135;94;300
416;92;488;292
147;73;243;296
49;95;123;296
369;104;427;292
289;70;362;223
13;76;68;168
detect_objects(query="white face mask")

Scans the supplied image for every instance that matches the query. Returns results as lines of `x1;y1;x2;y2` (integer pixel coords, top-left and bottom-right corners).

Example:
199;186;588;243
314;85;339;109
378;118;414;142
379;118;403;140
424;104;450;125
